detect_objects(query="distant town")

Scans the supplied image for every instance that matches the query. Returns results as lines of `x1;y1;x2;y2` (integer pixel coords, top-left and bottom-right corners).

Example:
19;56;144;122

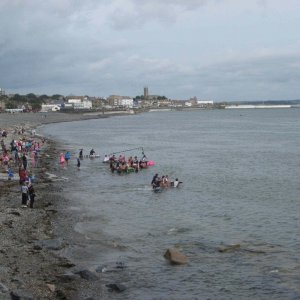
0;87;300;113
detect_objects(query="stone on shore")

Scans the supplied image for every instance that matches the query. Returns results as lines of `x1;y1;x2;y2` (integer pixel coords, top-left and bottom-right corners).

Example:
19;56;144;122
164;248;188;265
75;269;98;281
34;238;64;250
56;272;79;283
106;283;127;292
10;289;34;300
0;282;9;293
218;244;241;253
46;283;56;292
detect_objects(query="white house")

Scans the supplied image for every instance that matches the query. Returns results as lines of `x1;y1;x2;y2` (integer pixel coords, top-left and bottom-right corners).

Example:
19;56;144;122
68;98;92;109
41;104;61;112
120;98;134;108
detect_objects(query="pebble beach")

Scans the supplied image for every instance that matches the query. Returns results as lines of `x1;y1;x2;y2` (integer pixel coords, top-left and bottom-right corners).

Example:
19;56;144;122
0;112;111;299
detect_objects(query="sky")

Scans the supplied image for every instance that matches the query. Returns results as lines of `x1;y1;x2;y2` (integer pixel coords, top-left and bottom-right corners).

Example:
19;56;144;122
1;0;300;101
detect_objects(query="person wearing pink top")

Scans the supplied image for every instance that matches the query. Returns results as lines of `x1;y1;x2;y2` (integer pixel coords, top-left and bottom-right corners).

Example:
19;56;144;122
59;153;65;167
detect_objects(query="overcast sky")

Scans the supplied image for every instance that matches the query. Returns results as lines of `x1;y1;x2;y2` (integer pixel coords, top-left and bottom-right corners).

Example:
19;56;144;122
1;0;300;101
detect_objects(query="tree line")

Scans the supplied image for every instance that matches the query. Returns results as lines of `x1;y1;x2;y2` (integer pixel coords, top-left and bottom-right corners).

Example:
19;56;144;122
0;93;64;110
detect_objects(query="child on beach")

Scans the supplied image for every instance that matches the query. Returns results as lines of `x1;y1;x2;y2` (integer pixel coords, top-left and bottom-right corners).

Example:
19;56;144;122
27;182;36;208
21;182;29;207
7;168;14;180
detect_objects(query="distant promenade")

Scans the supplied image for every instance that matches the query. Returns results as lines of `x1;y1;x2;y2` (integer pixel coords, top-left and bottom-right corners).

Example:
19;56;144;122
225;104;294;109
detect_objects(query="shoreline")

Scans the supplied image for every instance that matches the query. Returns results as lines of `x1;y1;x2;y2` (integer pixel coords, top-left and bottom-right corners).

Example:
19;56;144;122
0;112;117;299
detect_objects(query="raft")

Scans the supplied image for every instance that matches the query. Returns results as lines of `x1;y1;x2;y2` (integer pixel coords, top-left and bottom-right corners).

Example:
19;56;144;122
83;154;101;158
147;160;155;166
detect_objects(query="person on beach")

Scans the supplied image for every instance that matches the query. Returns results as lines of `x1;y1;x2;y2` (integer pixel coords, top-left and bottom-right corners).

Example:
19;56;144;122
1;130;7;138
19;167;27;184
7;167;14;180
21;181;29;207
21;153;27;170
33;150;38;167
27;182;36;208
89;148;95;156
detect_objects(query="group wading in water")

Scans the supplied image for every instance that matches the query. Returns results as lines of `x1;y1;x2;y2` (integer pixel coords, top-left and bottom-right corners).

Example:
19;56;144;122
103;147;155;175
151;173;183;191
55;146;182;191
1;124;182;211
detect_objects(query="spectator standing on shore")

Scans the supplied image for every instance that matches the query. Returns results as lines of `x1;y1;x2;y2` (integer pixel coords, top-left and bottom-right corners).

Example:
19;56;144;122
19;167;27;184
33;150;38;167
27;182;36;208
21;182;29;207
7;167;14;180
22;153;27;170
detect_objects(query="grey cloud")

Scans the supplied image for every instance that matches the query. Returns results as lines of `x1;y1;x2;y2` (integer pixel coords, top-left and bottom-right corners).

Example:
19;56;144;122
186;53;300;100
1;1;300;100
108;0;213;29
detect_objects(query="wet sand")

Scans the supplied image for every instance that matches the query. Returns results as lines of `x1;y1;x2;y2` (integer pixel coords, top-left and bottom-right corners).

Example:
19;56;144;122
0;112;111;299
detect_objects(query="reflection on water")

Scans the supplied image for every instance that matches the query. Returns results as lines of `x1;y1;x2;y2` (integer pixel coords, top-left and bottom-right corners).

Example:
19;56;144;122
41;109;300;299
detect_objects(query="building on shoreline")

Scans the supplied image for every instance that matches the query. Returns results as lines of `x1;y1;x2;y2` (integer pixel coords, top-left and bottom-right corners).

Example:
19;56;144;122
41;104;61;112
107;95;134;108
144;86;149;98
66;97;92;109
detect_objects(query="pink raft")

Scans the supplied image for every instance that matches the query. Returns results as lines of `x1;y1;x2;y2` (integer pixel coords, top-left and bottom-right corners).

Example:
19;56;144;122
147;160;155;167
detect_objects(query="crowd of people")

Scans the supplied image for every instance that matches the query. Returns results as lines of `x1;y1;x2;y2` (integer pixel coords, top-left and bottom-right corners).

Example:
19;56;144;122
107;153;150;174
0;127;41;208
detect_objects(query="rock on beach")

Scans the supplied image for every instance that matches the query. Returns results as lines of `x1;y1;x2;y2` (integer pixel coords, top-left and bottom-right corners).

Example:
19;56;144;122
164;248;188;265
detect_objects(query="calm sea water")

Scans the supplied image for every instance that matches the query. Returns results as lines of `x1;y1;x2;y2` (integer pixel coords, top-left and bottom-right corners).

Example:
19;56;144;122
41;109;300;300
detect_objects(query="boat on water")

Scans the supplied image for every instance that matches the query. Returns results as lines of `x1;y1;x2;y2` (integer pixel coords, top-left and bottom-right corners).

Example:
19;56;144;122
110;160;155;174
83;154;100;159
104;147;155;175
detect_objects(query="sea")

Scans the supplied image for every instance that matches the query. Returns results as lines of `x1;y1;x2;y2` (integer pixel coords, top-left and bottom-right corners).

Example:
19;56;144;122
40;108;300;300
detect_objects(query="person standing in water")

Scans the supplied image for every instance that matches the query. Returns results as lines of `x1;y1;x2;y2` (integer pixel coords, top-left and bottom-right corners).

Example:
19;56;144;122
79;149;83;160
59;153;65;167
172;178;183;188
77;157;81;170
65;151;71;165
